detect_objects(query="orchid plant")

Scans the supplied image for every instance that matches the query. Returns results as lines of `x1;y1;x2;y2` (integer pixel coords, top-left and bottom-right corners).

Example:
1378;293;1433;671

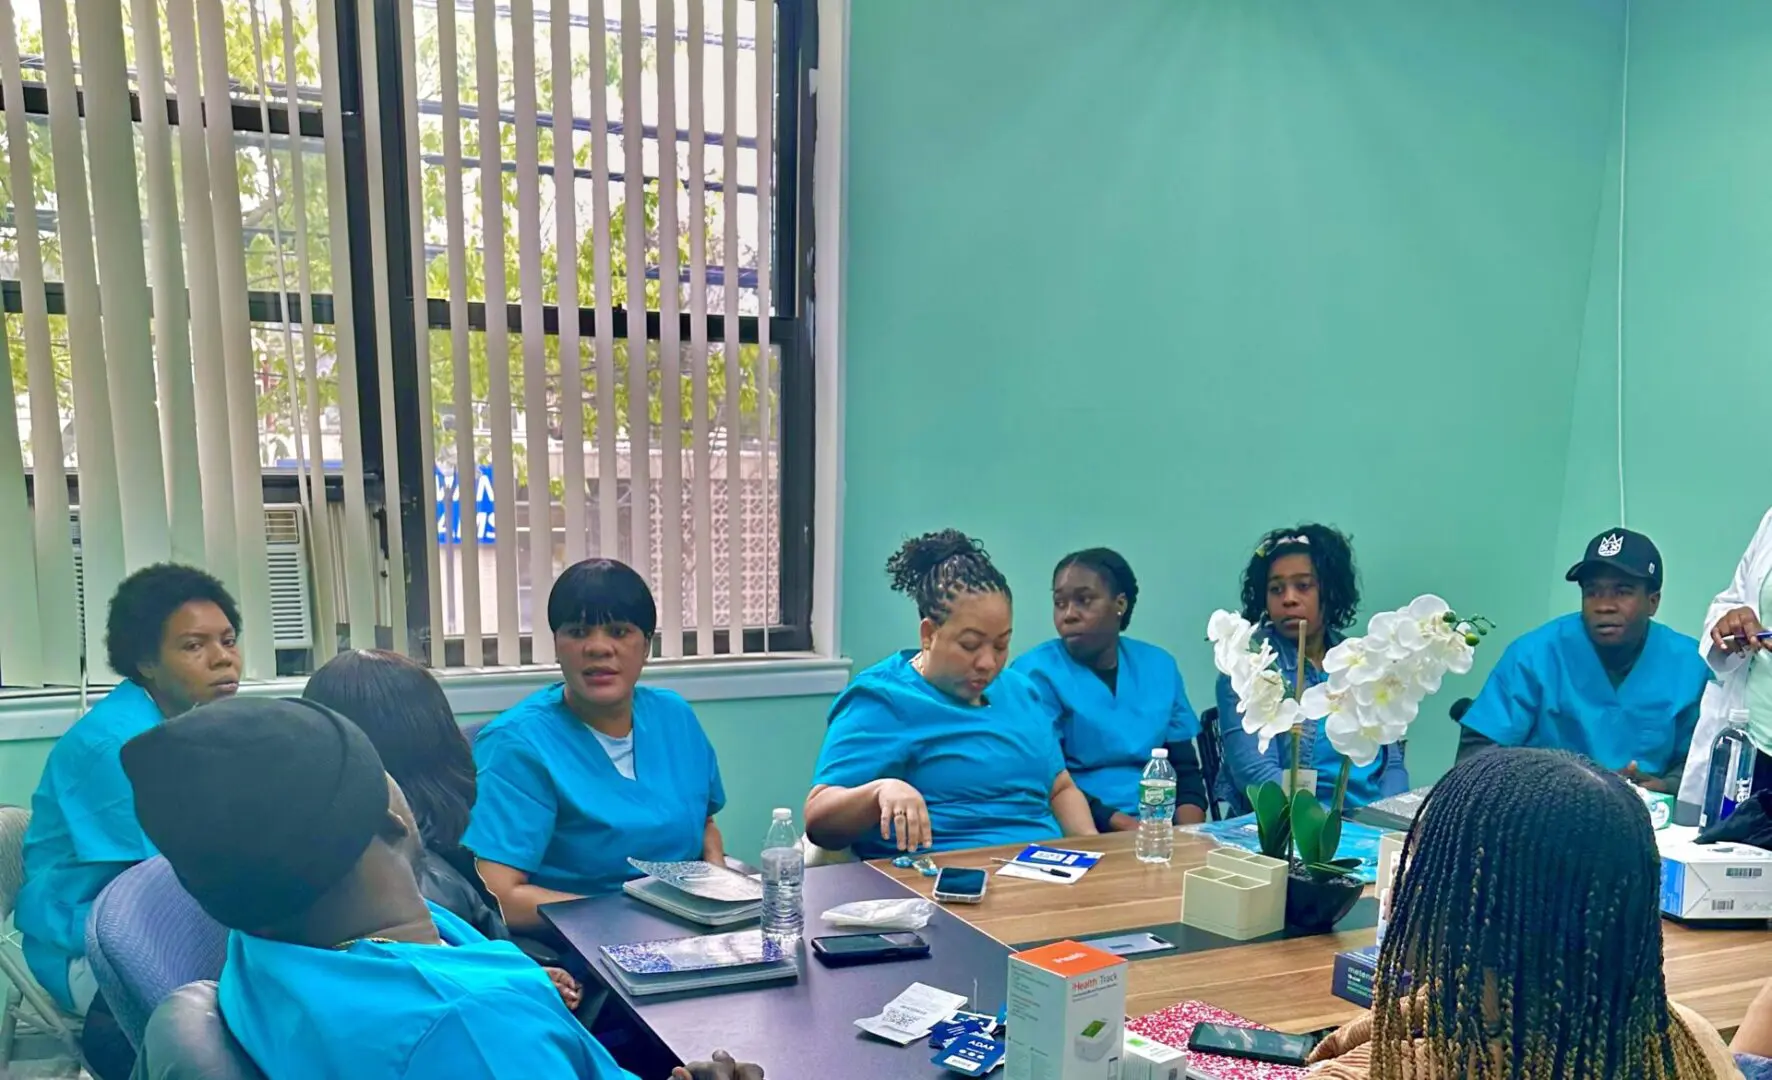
1208;597;1493;881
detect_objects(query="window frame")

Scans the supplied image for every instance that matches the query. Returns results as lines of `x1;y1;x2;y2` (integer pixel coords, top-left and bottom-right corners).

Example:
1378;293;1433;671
0;0;817;670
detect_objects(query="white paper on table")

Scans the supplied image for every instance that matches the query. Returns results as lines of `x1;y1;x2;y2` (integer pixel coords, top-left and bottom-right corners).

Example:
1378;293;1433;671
993;849;1105;886
854;982;969;1045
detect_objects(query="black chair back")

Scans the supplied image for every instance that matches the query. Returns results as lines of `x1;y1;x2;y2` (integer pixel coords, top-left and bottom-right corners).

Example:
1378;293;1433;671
1197;707;1226;821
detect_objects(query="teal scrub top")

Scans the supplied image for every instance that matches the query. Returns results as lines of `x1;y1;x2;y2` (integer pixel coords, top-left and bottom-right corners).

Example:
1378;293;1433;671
1012;637;1200;816
813;651;1064;860
18;680;164;1009
462;684;725;896
220;902;634;1080
1462;613;1710;774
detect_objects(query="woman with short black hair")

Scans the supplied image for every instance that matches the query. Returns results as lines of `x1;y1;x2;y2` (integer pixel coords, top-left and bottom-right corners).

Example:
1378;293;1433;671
1216;524;1408;809
1012;547;1208;830
464;560;728;932
19;563;243;1015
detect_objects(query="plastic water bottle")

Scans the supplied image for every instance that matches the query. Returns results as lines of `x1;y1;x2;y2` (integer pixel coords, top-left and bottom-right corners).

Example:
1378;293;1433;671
760;807;805;944
1136;748;1177;864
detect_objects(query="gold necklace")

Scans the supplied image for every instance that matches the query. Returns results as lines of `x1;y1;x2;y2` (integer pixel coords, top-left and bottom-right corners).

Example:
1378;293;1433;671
330;936;398;951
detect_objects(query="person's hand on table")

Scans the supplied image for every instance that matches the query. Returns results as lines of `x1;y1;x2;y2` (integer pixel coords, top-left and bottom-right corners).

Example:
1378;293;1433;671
1620;762;1673;793
543;966;582;1011
877;779;933;851
1713;606;1769;654
673;1050;764;1079
1107;811;1139;832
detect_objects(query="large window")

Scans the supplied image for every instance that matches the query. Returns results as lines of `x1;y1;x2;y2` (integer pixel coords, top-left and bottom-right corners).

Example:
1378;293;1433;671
0;0;814;685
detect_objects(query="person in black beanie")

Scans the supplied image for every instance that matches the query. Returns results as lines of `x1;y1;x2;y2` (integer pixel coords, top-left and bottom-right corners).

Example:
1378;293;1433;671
122;697;762;1080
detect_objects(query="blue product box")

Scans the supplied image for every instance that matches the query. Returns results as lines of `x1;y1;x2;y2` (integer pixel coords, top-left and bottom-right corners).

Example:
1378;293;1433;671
1331;945;1380;1009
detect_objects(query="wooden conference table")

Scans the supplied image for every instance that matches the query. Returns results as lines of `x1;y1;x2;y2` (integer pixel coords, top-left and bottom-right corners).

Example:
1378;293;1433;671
874;830;1772;1035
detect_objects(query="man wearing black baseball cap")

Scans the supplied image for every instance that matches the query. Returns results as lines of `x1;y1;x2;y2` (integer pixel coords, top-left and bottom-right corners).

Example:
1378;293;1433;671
122;697;763;1080
1457;528;1711;793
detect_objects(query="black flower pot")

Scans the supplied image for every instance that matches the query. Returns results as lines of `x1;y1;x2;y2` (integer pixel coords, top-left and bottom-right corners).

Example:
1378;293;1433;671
1284;862;1363;934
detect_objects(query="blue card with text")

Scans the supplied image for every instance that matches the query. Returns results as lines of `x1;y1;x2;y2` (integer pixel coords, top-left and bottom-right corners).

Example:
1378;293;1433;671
1013;845;1101;871
932;1034;1005;1075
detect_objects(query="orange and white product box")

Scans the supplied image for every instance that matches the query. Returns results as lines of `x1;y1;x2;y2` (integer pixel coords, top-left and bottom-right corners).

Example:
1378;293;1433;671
1006;940;1127;1080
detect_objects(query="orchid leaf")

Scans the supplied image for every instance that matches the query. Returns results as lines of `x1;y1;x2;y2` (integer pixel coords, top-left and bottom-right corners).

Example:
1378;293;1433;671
1250;782;1292;860
1290;788;1332;865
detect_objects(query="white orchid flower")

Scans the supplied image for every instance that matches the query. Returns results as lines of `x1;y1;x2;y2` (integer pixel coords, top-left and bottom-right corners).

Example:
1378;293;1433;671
1240;669;1300;752
1363;612;1413;661
1324;708;1383;767
1352;670;1422;731
1407;594;1452;623
1323;637;1383;690
1208;610;1258;677
1300;681;1337;721
1207;609;1247;644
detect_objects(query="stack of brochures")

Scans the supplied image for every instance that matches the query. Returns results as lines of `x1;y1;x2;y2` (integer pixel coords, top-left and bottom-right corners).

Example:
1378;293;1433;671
599;929;798;996
621;858;763;927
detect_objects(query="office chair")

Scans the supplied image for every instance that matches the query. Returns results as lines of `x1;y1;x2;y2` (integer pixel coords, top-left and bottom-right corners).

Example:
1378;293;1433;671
130;981;264;1080
1197;707;1229;821
0;805;84;1067
87;856;228;1050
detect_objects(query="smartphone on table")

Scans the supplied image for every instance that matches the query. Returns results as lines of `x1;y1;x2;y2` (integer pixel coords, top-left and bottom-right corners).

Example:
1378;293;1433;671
1186;1021;1316;1066
809;931;931;967
931;867;988;904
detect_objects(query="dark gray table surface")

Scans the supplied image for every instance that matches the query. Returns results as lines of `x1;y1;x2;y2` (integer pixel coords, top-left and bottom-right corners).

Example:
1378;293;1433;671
544;862;1011;1079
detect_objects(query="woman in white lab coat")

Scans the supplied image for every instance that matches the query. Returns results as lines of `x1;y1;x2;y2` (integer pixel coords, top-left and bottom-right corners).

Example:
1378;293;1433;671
1679;508;1772;808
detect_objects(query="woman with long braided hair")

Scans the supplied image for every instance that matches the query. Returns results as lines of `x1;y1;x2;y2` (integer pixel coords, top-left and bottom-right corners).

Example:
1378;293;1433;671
1309;748;1742;1079
805;530;1097;856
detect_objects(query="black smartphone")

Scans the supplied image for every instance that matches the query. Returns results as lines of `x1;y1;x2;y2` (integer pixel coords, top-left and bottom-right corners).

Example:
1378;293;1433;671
1187;1021;1316;1066
809;931;931;967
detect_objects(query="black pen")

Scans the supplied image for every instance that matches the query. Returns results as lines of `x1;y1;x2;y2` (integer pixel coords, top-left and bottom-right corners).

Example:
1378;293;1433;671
989;857;1072;878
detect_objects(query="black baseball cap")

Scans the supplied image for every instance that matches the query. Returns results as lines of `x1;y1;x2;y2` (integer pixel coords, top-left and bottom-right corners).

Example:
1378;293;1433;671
1565;528;1663;591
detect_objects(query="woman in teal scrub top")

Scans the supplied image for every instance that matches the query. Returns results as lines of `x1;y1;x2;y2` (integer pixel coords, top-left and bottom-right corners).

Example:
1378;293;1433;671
1012;548;1209;831
805;531;1096;858
1215;525;1409;811
18;563;243;1016
465;560;727;933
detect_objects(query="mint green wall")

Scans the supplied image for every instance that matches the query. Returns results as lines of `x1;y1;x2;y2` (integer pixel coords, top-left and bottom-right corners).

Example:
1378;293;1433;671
0;739;52;808
841;0;1628;785
1556;0;1772;635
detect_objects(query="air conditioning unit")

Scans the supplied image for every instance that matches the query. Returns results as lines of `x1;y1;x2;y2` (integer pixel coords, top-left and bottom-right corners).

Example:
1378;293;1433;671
69;504;315;651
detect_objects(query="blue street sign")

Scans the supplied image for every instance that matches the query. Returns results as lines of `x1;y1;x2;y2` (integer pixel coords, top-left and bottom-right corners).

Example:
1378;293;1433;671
434;464;496;544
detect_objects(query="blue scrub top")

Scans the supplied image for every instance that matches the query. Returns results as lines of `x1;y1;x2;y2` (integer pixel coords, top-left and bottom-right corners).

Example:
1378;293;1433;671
220;902;634;1080
1215;630;1409;809
813;651;1064;860
18;680;164;1009
1461;613;1710;774
1012;637;1200;816
462;684;725;896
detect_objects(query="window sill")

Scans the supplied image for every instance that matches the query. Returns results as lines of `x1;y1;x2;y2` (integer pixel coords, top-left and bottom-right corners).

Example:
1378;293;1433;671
0;655;853;743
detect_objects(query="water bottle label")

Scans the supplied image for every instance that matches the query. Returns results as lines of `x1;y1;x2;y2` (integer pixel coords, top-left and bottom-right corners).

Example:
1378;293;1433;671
1139;781;1173;808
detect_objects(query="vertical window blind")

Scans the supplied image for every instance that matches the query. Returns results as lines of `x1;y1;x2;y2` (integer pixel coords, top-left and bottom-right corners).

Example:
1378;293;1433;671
0;0;806;687
407;0;789;666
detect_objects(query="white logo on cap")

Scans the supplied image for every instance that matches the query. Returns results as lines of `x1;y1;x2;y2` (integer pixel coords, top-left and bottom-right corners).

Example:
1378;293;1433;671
1598;534;1625;558
1649;562;1657;576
